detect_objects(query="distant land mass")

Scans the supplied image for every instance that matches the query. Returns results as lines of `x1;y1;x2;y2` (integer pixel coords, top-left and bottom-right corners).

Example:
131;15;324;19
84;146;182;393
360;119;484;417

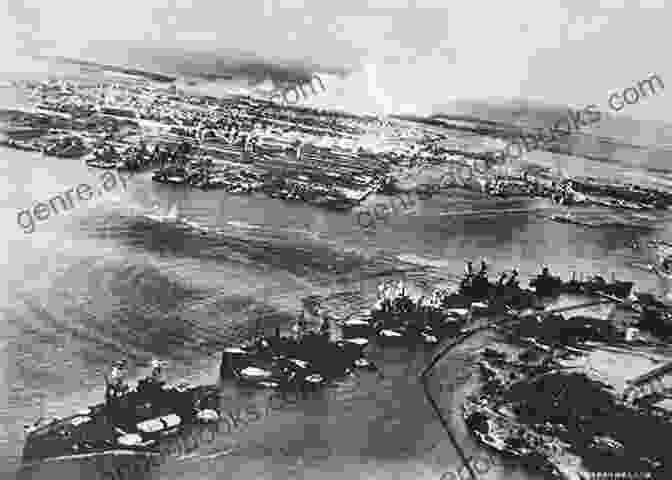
428;99;672;173
32;45;351;98
40;42;351;88
24;48;672;173
32;55;177;83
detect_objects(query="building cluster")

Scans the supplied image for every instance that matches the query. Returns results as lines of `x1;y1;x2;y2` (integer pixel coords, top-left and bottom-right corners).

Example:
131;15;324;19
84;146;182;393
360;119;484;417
4;76;672;216
3;76;461;210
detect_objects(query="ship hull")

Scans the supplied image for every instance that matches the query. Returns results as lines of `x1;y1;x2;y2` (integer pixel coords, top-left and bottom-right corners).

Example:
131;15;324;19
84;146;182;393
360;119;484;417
22;385;221;463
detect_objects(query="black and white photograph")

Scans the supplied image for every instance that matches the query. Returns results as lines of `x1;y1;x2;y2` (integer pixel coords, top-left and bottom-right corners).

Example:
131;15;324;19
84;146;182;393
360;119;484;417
2;1;672;479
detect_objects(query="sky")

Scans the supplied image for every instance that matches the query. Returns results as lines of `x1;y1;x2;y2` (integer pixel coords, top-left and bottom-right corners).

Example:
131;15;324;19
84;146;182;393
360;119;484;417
2;0;672;121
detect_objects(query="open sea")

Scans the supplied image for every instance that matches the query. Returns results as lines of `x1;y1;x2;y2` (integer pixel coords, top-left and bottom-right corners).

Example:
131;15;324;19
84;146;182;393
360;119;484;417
1;78;672;480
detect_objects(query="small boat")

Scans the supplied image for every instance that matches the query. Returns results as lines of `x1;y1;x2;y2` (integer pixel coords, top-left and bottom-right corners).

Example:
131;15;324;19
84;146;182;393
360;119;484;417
376;327;407;345
1;138;43;152
373;322;452;347
152;167;189;185
199;177;234;190
547;213;594;227
43;138;88;158
340;317;375;339
86;158;122;169
144;203;180;223
165;176;187;184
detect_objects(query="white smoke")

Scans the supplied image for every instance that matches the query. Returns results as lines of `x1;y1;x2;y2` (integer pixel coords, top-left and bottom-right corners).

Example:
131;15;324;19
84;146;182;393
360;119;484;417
302;62;428;117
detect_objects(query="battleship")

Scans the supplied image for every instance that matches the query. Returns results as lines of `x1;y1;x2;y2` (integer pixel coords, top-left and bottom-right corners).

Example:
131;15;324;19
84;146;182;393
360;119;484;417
5;53;672;480
530;269;634;299
21;366;222;463
220;328;374;389
336;265;638;351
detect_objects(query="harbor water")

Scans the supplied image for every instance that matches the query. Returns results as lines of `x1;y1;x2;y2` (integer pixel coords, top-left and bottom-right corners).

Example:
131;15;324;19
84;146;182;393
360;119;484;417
2;87;672;479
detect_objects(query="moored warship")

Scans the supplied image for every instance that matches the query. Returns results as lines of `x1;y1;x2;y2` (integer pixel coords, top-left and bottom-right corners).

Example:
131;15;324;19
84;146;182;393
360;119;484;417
22;361;222;463
221;319;375;389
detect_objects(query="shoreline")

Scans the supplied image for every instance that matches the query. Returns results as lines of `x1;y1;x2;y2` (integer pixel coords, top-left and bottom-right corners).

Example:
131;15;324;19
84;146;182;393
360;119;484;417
460;332;670;479
435;329;588;480
436;337;548;480
432;333;505;478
